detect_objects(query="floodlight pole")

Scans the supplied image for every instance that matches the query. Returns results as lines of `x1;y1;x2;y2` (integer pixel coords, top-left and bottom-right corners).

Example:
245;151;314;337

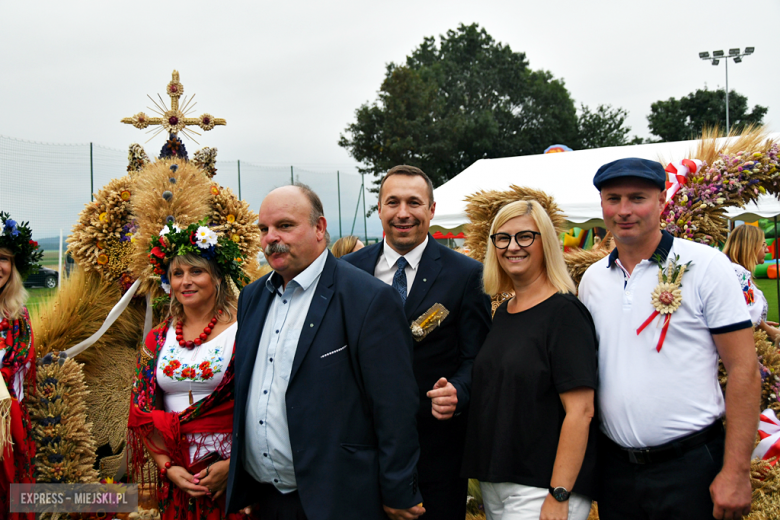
698;48;754;135
724;58;729;133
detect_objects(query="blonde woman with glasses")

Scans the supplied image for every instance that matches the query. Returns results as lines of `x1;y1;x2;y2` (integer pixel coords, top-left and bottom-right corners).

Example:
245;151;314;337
462;200;598;520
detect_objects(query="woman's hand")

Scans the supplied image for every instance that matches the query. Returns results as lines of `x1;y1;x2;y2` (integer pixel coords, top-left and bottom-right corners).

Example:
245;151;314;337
540;493;568;520
196;459;231;500
167;466;210;497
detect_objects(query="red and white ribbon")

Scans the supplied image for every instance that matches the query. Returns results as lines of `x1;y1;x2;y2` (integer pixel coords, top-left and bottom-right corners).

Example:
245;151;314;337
664;159;703;206
753;409;780;464
636;311;672;352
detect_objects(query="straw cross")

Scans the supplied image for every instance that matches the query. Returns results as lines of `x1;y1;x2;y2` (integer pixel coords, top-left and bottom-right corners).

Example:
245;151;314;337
121;70;226;143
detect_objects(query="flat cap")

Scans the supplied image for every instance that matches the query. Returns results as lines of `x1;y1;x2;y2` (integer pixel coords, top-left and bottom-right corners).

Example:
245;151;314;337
593;158;666;190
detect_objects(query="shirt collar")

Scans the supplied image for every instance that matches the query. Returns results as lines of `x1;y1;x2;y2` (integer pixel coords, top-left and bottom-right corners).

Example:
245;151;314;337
266;248;329;294
382;235;428;270
607;230;674;268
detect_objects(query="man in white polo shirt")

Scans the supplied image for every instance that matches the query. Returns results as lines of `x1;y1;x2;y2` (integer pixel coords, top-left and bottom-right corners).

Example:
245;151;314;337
579;158;760;520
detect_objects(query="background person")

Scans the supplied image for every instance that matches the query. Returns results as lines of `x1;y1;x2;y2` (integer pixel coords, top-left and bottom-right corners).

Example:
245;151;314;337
331;235;364;258
0;214;41;520
723;224;780;342
128;221;247;520
225;184;423;520
344;165;492;520
462;200;597;520
579;158;760;520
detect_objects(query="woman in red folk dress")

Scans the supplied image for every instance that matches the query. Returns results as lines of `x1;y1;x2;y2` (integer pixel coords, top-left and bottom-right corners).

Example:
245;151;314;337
128;221;250;520
0;213;43;520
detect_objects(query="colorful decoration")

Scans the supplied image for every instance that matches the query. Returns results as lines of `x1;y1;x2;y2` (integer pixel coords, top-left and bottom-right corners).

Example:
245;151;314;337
636;255;691;352
0;212;43;280
754;409;780;465
544;144;573;154
148;219;249;295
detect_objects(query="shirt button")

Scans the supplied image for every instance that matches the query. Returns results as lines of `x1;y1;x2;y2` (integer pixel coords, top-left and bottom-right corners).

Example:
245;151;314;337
283;300;287;304
263;453;268;457
625;290;631;296
263;390;268;394
275;330;279;334
269;358;273;362
273;479;279;483
259;420;263;425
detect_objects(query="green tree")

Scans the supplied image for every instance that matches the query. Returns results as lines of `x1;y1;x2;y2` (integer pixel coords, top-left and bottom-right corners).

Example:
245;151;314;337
339;23;581;188
577;104;642;148
647;88;767;142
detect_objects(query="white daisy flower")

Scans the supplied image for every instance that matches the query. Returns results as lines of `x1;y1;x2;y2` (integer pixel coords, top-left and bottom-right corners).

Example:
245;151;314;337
173;224;183;233
159;225;171;237
195;226;218;249
161;281;171;294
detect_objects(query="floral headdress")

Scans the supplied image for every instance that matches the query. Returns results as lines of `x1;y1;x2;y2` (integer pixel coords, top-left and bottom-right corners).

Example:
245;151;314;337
148;218;249;294
0;212;44;280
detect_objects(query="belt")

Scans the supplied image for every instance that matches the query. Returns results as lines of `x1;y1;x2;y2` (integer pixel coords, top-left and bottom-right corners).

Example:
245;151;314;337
605;421;724;465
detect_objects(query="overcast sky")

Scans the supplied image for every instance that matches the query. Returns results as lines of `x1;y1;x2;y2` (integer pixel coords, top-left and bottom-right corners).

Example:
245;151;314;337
2;0;778;173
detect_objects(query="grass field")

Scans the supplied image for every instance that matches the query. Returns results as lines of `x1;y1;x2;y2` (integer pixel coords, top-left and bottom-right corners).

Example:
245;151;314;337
26;287;55;315
755;277;779;323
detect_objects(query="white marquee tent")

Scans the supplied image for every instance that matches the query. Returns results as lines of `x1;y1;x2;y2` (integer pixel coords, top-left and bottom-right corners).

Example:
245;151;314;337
431;135;780;234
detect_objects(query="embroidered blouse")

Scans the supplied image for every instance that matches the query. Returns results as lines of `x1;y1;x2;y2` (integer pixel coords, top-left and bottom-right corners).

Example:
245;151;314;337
731;262;767;326
156;322;237;462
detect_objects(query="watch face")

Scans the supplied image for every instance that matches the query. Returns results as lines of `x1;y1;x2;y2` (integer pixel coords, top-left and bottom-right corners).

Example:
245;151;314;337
552;487;570;502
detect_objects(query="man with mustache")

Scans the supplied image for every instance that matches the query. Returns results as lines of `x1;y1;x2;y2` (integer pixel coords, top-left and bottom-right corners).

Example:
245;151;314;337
344;165;492;520
226;184;424;520
578;158;760;520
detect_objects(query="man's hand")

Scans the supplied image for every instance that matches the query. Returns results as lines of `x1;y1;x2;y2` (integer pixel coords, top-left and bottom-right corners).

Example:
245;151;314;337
426;377;457;420
711;468;752;520
383;503;425;520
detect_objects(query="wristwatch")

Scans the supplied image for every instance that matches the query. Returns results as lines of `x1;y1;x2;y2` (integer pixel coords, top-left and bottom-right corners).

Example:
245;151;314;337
548;486;571;502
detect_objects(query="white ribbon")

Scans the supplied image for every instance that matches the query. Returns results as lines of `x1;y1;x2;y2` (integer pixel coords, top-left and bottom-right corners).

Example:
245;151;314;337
752;408;780;462
664;158;703;205
65;279;141;358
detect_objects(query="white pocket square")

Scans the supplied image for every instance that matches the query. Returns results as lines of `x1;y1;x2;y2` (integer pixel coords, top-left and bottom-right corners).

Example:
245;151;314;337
321;345;347;358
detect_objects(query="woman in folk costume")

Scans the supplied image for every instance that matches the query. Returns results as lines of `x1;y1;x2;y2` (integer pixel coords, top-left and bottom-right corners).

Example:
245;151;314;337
128;220;249;520
722;224;780;342
0;213;42;520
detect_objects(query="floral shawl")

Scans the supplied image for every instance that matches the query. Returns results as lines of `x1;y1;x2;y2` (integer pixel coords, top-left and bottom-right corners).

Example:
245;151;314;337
127;319;236;518
0;308;36;520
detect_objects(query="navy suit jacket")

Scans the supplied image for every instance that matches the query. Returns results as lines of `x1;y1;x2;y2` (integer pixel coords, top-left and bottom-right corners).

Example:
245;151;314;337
225;252;422;519
343;236;492;480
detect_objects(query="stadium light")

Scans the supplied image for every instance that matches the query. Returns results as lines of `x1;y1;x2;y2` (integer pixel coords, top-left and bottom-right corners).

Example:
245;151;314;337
698;47;755;133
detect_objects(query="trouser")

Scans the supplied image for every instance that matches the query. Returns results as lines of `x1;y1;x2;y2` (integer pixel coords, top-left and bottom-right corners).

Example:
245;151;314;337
253;483;307;520
597;425;725;520
479;482;592;520
417;476;468;520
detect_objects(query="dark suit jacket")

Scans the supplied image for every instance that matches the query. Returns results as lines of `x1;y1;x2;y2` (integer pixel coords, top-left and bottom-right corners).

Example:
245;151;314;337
226;252;422;519
343;236;492;481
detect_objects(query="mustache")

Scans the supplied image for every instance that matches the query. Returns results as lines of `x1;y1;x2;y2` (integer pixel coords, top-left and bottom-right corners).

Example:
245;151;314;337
265;242;290;255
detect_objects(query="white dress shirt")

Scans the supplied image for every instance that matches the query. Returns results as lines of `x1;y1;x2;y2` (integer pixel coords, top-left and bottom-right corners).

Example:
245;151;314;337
244;248;328;493
374;236;428;295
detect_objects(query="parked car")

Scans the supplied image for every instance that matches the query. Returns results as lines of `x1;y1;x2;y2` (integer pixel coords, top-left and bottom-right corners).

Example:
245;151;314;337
23;266;59;289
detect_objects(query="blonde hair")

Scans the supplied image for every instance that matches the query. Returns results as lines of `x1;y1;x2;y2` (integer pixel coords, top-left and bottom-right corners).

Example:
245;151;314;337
723;224;765;273
483;201;576;296
0;248;28;320
166;254;237;324
331;236;360;258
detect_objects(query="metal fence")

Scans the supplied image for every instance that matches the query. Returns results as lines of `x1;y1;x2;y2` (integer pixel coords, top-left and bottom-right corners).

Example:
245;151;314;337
0;135;383;252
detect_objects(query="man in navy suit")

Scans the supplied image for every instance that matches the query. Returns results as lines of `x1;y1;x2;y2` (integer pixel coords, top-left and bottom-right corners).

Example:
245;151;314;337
225;184;424;520
344;165;492;520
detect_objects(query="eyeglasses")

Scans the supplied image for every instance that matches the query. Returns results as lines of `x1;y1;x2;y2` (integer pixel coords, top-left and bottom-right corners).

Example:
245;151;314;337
490;231;541;249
